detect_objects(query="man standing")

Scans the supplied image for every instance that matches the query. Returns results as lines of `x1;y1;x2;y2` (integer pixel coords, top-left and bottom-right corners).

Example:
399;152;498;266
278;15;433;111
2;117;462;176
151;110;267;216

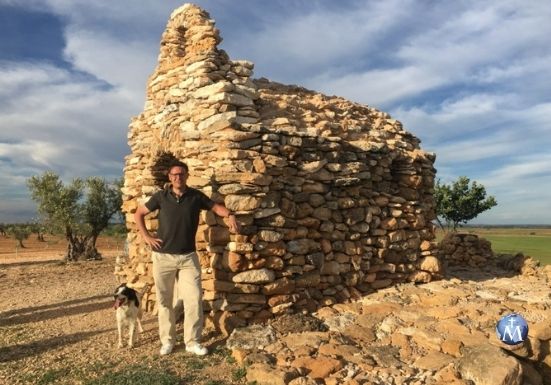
134;160;239;356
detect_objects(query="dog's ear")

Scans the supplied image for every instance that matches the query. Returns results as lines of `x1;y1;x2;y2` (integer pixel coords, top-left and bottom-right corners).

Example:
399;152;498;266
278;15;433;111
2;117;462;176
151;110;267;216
114;283;126;296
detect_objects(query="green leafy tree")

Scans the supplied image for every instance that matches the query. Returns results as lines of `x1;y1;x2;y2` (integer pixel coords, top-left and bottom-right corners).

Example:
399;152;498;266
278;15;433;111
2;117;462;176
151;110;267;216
5;224;31;248
434;176;497;232
27;171;122;261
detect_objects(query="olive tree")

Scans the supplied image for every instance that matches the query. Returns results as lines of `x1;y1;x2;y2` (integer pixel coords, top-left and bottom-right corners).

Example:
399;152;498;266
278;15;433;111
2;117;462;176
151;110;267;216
5;224;31;248
434;176;497;232
27;171;122;261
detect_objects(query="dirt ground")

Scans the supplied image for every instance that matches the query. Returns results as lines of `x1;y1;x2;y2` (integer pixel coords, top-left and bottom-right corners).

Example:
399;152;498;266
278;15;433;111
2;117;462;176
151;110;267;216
0;235;246;385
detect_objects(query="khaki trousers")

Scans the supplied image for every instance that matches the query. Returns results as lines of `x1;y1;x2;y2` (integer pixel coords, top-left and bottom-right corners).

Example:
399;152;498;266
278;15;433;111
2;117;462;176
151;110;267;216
151;251;203;346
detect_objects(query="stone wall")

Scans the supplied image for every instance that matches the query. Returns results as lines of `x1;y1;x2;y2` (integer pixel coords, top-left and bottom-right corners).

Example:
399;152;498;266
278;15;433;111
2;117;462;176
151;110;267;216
438;233;495;267
118;4;441;329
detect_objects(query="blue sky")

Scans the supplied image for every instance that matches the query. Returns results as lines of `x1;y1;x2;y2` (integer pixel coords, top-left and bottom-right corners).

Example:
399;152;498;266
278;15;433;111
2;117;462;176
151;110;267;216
0;0;550;224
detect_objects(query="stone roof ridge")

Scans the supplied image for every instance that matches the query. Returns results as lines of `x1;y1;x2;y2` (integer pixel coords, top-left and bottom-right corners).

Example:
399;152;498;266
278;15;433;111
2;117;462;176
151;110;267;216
253;77;421;143
254;77;367;109
168;3;200;20
154;3;222;76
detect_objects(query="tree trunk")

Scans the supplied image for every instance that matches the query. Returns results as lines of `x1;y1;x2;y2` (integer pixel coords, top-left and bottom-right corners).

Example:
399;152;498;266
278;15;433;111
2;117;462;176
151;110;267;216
65;227;85;261
65;228;101;261
66;236;85;262
83;234;101;260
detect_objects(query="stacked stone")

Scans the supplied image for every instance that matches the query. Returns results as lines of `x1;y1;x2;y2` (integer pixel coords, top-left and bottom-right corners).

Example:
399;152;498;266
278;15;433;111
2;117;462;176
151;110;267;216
119;3;441;329
196;121;440;326
438;233;494;267
225;263;551;385
120;3;259;289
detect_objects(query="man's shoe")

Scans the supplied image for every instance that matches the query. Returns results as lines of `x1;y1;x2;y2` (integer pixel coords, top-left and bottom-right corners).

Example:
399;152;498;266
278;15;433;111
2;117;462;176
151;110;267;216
160;343;174;356
185;343;208;356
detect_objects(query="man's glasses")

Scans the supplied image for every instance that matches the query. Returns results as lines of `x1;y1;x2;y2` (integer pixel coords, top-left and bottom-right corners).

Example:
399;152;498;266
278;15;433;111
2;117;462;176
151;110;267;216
169;173;186;177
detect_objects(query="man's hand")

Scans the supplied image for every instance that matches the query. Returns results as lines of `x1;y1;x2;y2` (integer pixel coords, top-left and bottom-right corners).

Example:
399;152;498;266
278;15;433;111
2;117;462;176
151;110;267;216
134;205;162;250
211;203;241;233
144;235;163;250
227;215;240;234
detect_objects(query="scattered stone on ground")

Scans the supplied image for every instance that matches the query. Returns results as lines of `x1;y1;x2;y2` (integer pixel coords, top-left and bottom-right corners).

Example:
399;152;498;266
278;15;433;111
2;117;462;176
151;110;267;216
228;257;551;385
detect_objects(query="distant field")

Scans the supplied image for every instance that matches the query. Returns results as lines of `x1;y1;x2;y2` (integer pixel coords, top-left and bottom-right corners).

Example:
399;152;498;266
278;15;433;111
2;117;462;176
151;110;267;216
437;227;551;265
0;234;125;263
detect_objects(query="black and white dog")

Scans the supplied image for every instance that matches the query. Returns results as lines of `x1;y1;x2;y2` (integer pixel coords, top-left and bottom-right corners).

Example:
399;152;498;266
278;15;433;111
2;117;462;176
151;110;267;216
113;283;144;348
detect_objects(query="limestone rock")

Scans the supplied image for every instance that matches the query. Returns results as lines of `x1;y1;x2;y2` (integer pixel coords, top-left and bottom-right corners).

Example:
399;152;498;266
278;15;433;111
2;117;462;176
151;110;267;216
246;363;299;385
458;345;523;385
419;255;442;273
226;324;276;350
290;356;343;380
232;268;275;284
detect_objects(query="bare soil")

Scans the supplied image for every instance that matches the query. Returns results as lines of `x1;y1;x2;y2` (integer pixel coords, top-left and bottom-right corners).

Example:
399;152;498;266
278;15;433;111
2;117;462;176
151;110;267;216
0;235;244;385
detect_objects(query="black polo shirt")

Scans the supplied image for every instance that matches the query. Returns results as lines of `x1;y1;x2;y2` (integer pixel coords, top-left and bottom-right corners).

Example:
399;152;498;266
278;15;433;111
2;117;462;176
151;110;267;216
145;187;214;254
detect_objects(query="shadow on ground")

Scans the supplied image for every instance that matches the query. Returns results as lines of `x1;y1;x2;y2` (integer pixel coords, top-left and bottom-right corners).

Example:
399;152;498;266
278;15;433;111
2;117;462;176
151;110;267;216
0;297;112;327
0;330;108;363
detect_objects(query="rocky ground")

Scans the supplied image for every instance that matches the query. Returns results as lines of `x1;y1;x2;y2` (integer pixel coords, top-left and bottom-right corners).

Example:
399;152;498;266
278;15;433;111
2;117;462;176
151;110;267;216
1;238;550;385
0;242;246;385
227;257;551;385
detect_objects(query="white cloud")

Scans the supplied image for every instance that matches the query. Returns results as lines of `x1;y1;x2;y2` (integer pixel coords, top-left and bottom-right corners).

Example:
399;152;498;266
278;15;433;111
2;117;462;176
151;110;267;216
438;93;514;117
235;0;413;74
397;1;551;69
470;55;551;84
435;138;515;164
0;140;65;168
0;60;136;224
392;93;515;146
473;166;551;225
63;29;156;96
296;1;551;111
486;154;551;187
310;66;446;109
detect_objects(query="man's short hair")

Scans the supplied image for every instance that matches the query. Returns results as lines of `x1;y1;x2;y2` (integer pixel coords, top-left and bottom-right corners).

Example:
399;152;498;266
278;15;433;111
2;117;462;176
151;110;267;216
168;160;189;174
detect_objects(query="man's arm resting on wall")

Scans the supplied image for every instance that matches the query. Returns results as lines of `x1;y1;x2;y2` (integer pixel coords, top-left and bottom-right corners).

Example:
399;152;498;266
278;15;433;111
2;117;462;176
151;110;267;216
134;205;163;249
211;203;240;233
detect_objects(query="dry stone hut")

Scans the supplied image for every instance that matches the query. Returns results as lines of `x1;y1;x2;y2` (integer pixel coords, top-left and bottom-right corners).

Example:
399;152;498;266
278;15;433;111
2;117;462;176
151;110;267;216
118;4;441;330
